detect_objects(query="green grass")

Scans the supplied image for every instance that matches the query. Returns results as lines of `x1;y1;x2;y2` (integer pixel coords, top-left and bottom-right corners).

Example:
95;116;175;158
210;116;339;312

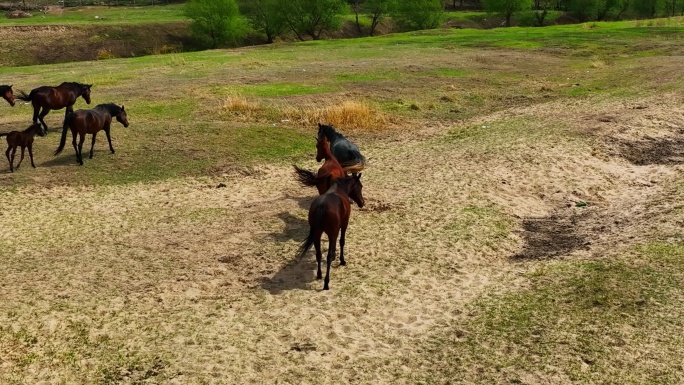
237;83;337;97
0;4;187;25
415;241;684;384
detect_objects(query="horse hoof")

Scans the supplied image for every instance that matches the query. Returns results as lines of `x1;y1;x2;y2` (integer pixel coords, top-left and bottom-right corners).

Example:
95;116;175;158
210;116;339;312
323;285;329;290
340;261;346;266
111;150;115;154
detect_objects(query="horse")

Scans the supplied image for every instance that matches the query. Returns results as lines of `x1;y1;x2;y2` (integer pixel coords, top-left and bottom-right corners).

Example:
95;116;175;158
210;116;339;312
317;123;366;174
0;123;45;172
17;82;92;133
54;103;128;165
298;174;365;290
293;136;346;195
0;85;15;106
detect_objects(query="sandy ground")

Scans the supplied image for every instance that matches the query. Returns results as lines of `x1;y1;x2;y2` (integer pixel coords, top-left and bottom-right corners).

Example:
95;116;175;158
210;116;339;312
0;89;683;383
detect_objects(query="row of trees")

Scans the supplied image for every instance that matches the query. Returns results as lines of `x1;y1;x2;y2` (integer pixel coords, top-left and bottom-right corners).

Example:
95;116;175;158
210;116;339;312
186;0;445;47
186;0;684;47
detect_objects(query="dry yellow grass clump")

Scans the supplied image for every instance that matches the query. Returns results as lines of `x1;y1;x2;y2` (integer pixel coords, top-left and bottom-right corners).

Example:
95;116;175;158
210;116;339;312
281;100;390;131
221;94;262;120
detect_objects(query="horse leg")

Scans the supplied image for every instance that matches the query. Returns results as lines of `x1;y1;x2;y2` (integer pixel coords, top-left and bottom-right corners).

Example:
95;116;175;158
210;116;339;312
71;131;80;164
314;237;323;280
38;108;50;134
32;106;39;125
105;127;115;154
77;133;85;165
339;223;348;266
323;233;337;290
28;144;36;168
16;147;25;169
89;132;98;159
9;147;16;172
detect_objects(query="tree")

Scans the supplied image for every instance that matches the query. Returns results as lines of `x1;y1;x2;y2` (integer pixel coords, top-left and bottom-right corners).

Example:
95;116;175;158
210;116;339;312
185;0;244;48
281;0;349;41
238;0;287;43
392;0;445;30
567;0;597;22
482;0;533;27
631;0;664;17
664;0;679;16
348;0;363;33
364;0;396;36
533;0;554;25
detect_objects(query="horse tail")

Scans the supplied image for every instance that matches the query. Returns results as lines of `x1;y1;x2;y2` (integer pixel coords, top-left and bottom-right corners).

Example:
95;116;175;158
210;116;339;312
54;113;72;156
341;159;366;174
298;204;325;258
16;90;33;102
293;165;319;187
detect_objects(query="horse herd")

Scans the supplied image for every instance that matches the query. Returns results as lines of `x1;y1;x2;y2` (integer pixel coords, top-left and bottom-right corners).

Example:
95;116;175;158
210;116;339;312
2;82;366;290
0;82;129;170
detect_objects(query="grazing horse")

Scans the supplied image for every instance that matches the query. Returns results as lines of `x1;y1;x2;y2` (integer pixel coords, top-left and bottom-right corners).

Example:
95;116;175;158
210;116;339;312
298;174;365;290
0;85;15;106
0;123;45;172
17;82;92;133
54;103;129;165
317;123;366;174
293;136;346;195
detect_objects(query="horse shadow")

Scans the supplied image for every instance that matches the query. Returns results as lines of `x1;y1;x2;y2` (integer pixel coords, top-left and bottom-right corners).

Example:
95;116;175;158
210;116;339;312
259;252;318;294
270;211;308;242
39;155;77;168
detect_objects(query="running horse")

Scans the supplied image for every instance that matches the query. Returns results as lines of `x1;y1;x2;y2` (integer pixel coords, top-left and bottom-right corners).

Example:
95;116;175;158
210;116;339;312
54;103;129;165
0;85;16;106
317;123;366;174
293;136;346;195
17;82;92;133
298;174;365;291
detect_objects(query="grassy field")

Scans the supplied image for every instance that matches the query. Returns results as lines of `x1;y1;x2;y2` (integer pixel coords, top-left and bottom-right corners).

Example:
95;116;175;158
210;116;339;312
0;4;187;25
1;18;683;384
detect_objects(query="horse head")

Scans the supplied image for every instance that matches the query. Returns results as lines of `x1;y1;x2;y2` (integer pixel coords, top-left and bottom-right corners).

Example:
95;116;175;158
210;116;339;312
317;123;336;141
315;136;330;162
348;174;365;208
81;84;92;104
1;85;15;107
116;105;129;128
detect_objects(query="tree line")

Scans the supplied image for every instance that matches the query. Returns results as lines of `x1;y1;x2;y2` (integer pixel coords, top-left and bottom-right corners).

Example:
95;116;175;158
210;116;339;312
187;0;684;48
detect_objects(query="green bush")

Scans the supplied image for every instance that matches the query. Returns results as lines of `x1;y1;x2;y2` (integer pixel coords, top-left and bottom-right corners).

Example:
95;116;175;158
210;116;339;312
391;0;445;31
185;0;246;48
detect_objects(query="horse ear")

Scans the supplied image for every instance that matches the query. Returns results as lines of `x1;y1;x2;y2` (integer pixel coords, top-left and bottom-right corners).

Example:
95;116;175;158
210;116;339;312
121;105;125;111
9;85;12;88
357;173;362;179
318;123;322;128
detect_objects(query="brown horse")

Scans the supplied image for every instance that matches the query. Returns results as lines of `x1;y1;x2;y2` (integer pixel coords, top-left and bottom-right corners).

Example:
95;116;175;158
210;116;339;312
17;82;92;133
293;136;347;195
0;85;15;106
298;174;365;290
54;103;129;165
0;123;45;172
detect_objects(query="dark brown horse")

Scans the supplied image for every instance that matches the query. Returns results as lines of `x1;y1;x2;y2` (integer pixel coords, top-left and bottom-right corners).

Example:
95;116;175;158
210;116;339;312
54;103;129;165
0;85;15;106
299;174;365;290
17;82;92;133
293;136;347;195
0;123;45;172
317;123;366;174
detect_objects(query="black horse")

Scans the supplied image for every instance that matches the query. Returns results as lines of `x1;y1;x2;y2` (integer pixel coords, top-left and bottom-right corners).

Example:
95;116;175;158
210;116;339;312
17;82;92;133
1;85;15;106
317;123;366;173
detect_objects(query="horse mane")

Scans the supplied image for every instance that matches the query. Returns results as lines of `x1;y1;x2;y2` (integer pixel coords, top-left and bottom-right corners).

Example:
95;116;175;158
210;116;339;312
94;103;123;116
58;82;89;90
0;85;10;91
318;124;345;142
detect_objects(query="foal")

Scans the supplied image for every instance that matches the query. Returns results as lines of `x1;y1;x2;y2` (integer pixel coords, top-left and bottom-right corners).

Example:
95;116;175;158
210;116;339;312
299;174;365;290
293;136;346;195
0;123;45;172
